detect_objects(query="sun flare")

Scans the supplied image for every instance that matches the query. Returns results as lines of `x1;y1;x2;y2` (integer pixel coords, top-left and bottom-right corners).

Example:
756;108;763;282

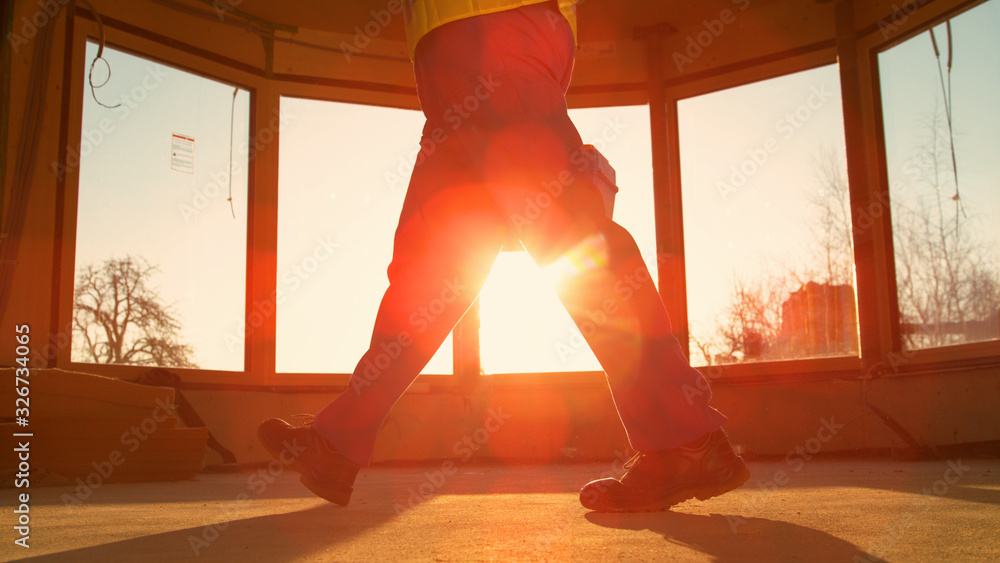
478;251;602;374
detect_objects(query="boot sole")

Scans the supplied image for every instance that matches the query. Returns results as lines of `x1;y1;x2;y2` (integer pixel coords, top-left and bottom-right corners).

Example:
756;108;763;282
257;424;353;507
692;460;752;502
586;459;751;513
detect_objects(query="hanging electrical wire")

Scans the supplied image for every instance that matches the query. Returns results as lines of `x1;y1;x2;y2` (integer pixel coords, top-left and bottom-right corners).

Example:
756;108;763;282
227;87;238;219
929;22;966;227
78;0;242;220
77;0;121;109
944;21;964;222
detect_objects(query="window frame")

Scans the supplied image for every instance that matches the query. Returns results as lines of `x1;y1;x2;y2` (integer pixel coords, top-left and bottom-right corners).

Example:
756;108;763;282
864;0;1000;371
60;11;468;388
62;17;266;385
58;0;998;391
663;44;866;380
657;0;1000;381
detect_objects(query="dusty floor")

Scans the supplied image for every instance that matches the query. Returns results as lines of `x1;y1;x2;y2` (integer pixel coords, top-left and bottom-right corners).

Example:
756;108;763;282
2;458;998;562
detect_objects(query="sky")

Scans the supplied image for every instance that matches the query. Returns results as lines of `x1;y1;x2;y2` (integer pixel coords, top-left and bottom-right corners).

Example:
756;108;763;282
73;0;999;373
275;101;656;375
878;5;1000;248
75;41;250;370
678;62;850;361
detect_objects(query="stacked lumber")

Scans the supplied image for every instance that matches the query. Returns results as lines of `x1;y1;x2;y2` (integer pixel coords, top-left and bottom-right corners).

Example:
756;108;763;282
0;368;207;486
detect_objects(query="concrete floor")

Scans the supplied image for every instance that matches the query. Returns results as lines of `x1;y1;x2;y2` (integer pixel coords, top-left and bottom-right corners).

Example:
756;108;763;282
3;458;998;562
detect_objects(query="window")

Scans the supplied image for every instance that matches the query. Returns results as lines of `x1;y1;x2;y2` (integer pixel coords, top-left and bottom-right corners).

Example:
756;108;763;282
878;0;1000;349
478;105;658;374
276;98;452;374
73;42;249;370
679;64;860;365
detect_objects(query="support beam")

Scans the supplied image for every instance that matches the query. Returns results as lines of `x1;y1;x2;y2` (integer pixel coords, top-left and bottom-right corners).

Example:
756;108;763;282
635;23;691;359
835;0;900;370
245;85;280;377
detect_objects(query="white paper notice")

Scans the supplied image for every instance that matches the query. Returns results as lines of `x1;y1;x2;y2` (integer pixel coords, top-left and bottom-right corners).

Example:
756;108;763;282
171;133;195;174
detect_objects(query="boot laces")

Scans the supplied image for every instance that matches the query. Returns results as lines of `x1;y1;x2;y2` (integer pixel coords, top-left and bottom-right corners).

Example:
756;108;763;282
622;452;644;472
291;414;316;426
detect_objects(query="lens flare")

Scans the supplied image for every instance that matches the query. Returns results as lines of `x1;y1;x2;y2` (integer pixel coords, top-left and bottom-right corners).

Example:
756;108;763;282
540;233;610;287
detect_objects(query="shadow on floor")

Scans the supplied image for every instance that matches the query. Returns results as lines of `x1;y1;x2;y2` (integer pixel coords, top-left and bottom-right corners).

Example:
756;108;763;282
13;503;388;563
585;510;886;562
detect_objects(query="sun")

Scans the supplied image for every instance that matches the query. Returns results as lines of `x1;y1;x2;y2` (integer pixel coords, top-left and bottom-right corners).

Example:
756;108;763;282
478;251;601;374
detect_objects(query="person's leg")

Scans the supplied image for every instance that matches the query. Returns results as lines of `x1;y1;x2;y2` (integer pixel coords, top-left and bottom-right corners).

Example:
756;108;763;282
263;2;743;510
309;9;534;464
312;124;507;466
458;3;746;512
430;3;726;452
258;83;507;503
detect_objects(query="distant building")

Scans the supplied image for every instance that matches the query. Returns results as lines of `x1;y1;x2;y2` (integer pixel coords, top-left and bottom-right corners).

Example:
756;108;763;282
777;282;860;357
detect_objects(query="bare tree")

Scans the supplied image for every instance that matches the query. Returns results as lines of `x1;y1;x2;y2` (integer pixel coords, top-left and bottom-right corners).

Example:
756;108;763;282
73;255;198;367
891;106;1000;347
805;147;854;288
689;330;719;367
709;274;791;364
699;148;857;364
701;106;998;361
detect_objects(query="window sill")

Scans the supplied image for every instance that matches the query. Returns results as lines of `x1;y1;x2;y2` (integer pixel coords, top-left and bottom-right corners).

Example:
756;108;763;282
883;340;1000;375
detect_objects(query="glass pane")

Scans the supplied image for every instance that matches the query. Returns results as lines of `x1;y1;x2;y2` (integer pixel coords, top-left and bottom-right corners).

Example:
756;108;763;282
679;64;860;365
277;98;452;374
479;105;658;374
73;43;248;370
879;0;1000;349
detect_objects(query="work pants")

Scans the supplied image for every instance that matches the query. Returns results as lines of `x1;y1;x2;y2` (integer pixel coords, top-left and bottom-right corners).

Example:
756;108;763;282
315;2;726;465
